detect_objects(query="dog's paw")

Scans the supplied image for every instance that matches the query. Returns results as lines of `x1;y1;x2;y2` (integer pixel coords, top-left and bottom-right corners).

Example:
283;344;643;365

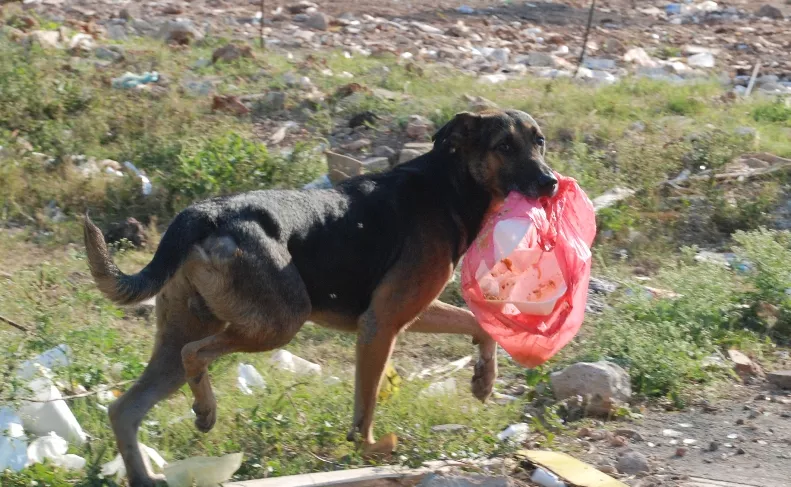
192;401;217;433
471;356;497;403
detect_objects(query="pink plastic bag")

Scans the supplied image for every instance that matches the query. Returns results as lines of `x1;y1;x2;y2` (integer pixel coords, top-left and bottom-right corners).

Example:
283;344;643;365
461;174;596;368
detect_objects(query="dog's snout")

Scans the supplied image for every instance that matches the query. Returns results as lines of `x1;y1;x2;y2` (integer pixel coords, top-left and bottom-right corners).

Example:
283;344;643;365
537;173;558;197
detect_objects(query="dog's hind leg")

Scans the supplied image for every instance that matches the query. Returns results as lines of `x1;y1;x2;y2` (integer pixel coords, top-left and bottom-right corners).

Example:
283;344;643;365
181;230;311;433
407;300;497;402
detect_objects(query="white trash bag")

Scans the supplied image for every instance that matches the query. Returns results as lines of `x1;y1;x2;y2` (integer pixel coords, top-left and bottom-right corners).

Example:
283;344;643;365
270;350;321;375
18;377;87;445
0;407;28;472
237;363;266;395
27;432;85;471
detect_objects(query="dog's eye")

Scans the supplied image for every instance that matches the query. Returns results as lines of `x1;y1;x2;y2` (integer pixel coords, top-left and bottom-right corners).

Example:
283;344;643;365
536;136;546;147
497;143;511;153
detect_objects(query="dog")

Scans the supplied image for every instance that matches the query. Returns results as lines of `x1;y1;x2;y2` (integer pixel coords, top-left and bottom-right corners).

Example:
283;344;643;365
83;109;557;486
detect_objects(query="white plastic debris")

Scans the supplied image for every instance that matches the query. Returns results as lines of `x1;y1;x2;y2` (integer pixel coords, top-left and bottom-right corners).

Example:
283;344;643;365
270;350;321;375
531;467;567;487
497;423;529;442
18;377;87;446
237;363;266;395
0;407;28;472
414;356;472;380
421;378;457;397
17;344;71;381
688;52;715;68
27;432;85;471
663;429;682;437
164;452;243;487
123;161;153;196
101;443;166;480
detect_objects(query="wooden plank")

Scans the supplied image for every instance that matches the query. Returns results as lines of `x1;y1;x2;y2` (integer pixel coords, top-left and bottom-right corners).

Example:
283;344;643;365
224;466;429;487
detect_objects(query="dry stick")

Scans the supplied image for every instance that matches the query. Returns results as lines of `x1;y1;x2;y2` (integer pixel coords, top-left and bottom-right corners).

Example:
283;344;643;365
0;314;29;333
744;60;761;97
20;380;134;403
259;0;266;49
574;0;597;78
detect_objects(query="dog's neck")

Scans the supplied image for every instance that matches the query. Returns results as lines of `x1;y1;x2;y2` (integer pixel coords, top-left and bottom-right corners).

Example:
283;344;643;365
396;149;493;262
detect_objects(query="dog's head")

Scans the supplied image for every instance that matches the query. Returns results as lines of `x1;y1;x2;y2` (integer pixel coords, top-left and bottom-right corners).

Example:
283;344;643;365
432;109;557;200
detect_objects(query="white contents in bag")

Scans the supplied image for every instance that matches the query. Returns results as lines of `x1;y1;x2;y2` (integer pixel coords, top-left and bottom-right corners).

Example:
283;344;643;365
475;217;567;316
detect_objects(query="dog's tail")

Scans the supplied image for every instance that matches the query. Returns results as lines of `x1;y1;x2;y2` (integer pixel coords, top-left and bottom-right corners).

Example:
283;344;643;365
83;210;212;305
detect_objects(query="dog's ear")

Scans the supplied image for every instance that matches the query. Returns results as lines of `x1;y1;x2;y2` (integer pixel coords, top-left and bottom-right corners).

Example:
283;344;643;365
432;112;480;152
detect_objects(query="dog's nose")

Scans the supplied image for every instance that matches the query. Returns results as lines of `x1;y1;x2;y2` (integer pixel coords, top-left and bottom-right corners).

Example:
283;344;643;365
537;173;558;197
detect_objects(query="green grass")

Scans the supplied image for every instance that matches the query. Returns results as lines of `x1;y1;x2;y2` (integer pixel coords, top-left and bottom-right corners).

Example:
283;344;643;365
2;15;791;485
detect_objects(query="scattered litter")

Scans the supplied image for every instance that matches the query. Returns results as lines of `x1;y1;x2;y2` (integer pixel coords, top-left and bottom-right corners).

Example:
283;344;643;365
111;71;159;89
519;450;627;487
102;443;166;480
663;429;682;437
683;438;697;445
269;121;299;145
532;467;567;487
164;452;243;487
688;52;715;68
237;363;266;395
422;378;457;397
270;350;321;375
18;378;87;446
497;423;529;442
457;5;474;14
0;408;27;472
378;362;402;402
17;344;71;381
27;432;85;471
413;356;472;380
123;161;153;196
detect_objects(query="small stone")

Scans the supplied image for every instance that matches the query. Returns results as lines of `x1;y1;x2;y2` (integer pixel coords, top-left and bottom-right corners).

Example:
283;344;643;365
446;22;471;37
158;19;203;45
616;451;650;475
373;146;396;158
105;217;148;248
602;38;625;55
768;371;791;390
411;22;443;35
598;465;618;475
676;447;688;457
577;427;592;438
615;429;644;441
550;361;632;416
305;12;329;31
583;57;617;70
431;424;466;433
708;441;719;452
524;52;556;67
95;46;124;62
287;1;318;14
326;151;363;183
405;115;435;140
756;5;783;19
348;111;378;128
211;95;250;116
341;139;372;151
212;43;255;64
610;435;628;447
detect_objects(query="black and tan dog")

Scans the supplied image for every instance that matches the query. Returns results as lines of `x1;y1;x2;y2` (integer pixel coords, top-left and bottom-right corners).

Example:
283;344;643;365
83;109;557;486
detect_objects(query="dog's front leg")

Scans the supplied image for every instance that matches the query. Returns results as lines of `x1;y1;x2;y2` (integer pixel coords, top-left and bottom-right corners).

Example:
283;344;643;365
408;300;498;402
348;308;399;450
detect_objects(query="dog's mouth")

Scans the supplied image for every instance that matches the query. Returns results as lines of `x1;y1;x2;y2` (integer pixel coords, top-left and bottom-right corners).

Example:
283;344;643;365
509;179;558;200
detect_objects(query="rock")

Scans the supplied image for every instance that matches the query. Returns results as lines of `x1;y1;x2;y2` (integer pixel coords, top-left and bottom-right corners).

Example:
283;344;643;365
251;91;287;114
524;52;556;67
756;5;783;19
728;349;764;379
675;447;688;457
405;115;435;140
616;451;650;475
550;361;632;416
341;139;372;151
478;74;508;84
287;1;318;14
412;22;443;35
419;473;514;487
398;142;433;164
589;277;618;294
614;428;645;441
603;38;625;55
69;33;95;55
624;48;657;67
24;30;62;49
362;157;390;172
105;217;148;248
583;57;617;70
463;94;498;113
95;46;124;62
592;187;635;211
326;151;363;183
768;370;791;389
431;424;466;433
688;52;715;68
446;22;471;37
211;95;250;116
373;146;396;158
304;12;329;31
212;44;254;64
158;20;203;45
483;47;510;65
348;111;378;128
